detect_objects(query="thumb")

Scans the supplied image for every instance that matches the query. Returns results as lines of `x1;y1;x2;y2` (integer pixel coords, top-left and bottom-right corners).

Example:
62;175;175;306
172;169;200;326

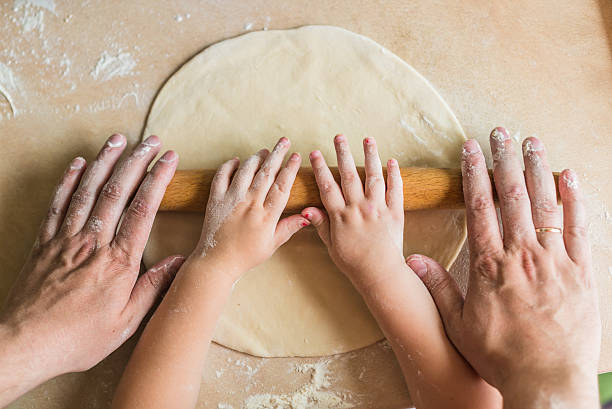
301;207;331;248
128;255;185;321
274;214;310;249
406;254;463;339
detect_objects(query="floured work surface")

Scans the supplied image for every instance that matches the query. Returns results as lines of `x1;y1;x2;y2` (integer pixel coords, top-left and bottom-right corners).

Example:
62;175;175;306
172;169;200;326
1;1;611;408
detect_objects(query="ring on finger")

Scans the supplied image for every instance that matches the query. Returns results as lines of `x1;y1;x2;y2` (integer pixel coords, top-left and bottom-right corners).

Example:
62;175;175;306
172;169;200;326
535;227;562;234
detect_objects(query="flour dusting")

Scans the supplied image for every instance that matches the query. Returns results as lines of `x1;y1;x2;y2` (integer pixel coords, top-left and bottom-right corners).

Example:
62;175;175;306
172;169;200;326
0;62;19;116
91;51;136;81
243;360;354;409
13;0;56;14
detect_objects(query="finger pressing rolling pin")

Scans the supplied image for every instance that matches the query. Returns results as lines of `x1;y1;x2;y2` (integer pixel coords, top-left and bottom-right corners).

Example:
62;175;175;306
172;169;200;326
159;167;561;212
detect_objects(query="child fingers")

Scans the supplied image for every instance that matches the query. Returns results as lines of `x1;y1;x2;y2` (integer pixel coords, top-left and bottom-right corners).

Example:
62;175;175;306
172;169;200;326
309;150;345;212
264;152;301;215
251;137;291;202
210;157;240;202
334;134;364;204
385;158;403;212
363;137;384;201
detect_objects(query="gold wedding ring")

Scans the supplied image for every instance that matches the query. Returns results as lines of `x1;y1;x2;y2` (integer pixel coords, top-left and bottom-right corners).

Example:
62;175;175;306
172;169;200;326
535;227;563;234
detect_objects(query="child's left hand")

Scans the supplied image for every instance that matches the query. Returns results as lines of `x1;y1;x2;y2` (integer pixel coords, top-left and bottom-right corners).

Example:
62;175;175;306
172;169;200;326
191;137;310;280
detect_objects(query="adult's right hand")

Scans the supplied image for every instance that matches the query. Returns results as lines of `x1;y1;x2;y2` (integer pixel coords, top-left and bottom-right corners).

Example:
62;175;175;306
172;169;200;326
406;127;600;409
0;134;184;407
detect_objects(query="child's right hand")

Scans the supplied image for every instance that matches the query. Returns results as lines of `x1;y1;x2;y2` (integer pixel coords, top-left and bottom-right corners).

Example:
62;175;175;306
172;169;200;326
302;134;406;290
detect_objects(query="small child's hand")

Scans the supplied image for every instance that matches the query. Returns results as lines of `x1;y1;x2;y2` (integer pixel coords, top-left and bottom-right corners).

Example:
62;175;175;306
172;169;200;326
302;134;404;290
192;137;309;280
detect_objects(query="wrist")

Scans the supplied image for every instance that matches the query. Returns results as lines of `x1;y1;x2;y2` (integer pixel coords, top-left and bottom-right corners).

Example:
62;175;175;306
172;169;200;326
182;253;245;285
0;322;51;406
344;256;411;294
501;366;599;409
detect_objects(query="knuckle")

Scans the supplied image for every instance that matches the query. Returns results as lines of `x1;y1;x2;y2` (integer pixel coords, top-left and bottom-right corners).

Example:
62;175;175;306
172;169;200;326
127;197;151;219
501;184;528;203
533;199;558;215
468;194;494;211
71;189;92;208
341;172;356;184
100;181;122;202
427;273;452;296
565;224;588;239
473;254;500;278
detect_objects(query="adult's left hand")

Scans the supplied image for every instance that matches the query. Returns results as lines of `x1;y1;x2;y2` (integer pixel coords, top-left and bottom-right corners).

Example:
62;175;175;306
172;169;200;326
0;134;184;406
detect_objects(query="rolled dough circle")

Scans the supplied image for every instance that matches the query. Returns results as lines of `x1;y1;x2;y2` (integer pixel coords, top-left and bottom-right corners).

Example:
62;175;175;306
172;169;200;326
143;26;466;357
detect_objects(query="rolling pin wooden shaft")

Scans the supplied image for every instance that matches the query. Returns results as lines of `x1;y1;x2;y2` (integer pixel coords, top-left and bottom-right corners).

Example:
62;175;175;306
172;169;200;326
159;168;561;212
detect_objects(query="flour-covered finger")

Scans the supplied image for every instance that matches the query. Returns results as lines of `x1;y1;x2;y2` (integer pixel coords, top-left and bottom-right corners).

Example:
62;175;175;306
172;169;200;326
251;137;291;202
210;157;240;202
264;152;301;215
522;137;563;249
86;135;162;244
559;169;590;267
112;151;178;263
462;139;503;254
490;127;536;247
229;149;268;198
61;133;126;236
363;137;384;201
385;158;403;212
39;157;87;243
334;134;364;204
310;150;344;212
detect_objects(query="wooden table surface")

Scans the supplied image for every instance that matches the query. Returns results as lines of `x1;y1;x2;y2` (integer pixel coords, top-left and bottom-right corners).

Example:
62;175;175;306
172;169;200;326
1;1;610;408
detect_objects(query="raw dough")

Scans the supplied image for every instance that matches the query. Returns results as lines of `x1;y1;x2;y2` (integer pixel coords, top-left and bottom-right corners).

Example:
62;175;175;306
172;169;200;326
143;25;466;357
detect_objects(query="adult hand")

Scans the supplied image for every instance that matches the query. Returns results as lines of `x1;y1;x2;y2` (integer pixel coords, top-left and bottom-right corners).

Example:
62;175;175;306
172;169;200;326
406;127;600;409
191;137;309;280
301;134;405;290
0;134;184;406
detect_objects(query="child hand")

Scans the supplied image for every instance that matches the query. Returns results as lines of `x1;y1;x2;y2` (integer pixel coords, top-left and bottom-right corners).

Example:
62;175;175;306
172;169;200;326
192;137;310;280
302;134;405;290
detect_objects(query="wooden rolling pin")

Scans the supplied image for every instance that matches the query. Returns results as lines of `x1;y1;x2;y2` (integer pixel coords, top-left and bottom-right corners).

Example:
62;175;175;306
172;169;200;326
159;168;561;212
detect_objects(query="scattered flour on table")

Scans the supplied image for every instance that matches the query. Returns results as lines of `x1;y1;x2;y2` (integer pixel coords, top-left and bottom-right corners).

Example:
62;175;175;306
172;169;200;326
13;0;56;13
242;360;354;409
0;62;19;116
90;51;136;81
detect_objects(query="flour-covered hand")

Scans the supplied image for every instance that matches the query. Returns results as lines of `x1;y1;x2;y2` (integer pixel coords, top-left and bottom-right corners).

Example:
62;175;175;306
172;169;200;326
303;135;405;290
192;137;309;279
0;134;184;407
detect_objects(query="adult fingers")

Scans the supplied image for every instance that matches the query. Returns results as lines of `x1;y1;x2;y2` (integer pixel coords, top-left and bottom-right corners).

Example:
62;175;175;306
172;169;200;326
228;149;268;198
38;157;87;243
274;214;310;249
489;127;536;247
363;137;385;201
209;157;240;203
251;137;291;202
264;152;301;217
61;134;126;235
334;134;364;204
112;151;178;264
302;207;331;248
461;139;503;255
385;158;403;212
87;135;162;243
309;150;345;212
406;254;464;341
126;255;185;332
522;137;563;249
559;169;591;267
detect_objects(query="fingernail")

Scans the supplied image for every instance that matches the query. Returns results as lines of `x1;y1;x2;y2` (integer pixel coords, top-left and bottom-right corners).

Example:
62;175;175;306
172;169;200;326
490;127;509;142
143;135;161;147
334;134;345;143
462;139;481;155
522;137;543;154
563;169;579;190
303;212;311;220
70;157;86;170
364;137;374;145
388;158;397;167
407;256;427;278
290;152;300;161
107;133;125;148
309;150;321;160
301;219;310;227
159;150;178;163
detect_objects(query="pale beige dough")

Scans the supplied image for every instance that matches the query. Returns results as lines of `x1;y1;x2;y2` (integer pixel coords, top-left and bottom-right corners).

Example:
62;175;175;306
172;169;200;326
143;25;466;357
